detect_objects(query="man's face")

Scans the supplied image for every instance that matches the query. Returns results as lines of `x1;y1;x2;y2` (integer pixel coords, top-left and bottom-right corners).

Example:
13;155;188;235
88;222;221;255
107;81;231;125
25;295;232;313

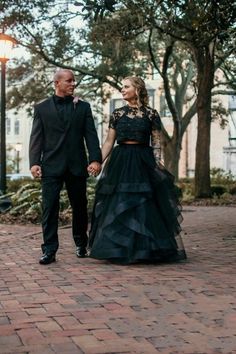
55;71;76;97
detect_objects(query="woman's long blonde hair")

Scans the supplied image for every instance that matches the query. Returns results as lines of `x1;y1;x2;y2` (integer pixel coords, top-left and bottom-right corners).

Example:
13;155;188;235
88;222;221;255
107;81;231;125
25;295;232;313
123;76;149;107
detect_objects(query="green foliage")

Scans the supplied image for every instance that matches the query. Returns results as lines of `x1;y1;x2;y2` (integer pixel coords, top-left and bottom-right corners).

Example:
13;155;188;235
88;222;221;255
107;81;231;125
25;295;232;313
209;169;236;199
1;176;97;224
9;183;42;222
210;185;227;196
177;179;194;202
178;169;236;205
1;0;235;196
211;100;229;128
210;192;236;205
210;168;235;184
7;177;34;192
75;0;117;20
0;172;236;224
229;184;236;195
7;55;55;113
2;0;234;110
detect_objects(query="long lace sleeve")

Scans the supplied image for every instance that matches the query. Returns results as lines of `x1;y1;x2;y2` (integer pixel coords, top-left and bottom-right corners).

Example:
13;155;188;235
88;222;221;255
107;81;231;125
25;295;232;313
150;109;162;164
151;129;162;163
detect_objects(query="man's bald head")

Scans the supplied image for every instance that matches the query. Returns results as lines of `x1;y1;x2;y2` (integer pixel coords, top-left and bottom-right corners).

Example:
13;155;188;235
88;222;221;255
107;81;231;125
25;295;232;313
53;69;76;97
53;69;74;83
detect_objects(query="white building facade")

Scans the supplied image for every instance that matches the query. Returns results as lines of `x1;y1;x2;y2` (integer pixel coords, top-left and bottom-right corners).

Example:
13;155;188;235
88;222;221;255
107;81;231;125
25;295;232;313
6;108;32;175
223;95;236;176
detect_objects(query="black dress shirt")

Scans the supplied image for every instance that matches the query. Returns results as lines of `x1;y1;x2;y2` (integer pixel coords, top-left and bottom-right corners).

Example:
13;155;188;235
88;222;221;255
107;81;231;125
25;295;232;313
53;95;74;124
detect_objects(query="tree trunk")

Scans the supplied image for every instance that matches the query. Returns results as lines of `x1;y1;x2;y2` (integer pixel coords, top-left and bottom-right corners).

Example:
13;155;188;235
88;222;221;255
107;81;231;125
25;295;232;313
194;46;215;198
163;137;181;180
195;110;211;197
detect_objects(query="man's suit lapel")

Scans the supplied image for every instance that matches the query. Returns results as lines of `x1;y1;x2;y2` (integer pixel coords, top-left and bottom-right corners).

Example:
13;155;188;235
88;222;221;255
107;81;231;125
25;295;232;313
46;97;83;132
66;100;82;130
65;103;74;130
48;97;65;130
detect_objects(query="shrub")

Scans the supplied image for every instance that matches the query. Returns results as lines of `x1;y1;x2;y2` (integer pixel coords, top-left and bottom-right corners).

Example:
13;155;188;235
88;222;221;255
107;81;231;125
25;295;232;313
7;177;34;193
229;184;236;195
210;168;235;185
210;185;227;196
0;176;97;224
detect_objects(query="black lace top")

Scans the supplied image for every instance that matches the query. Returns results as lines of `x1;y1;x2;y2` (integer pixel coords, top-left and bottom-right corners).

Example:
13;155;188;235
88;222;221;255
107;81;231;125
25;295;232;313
109;105;161;142
109;105;162;161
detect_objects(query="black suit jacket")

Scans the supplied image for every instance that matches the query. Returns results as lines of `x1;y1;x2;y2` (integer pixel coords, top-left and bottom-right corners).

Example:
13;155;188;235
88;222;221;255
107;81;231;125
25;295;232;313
29;97;102;177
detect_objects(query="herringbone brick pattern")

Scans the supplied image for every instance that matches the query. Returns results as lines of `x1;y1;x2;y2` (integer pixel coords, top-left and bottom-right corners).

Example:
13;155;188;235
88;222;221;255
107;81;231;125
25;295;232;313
0;206;236;353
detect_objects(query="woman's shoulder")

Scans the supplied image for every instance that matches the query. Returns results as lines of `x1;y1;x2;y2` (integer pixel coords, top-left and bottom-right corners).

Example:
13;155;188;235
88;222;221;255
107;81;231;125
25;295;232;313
145;106;160;115
112;105;127;117
113;105;127;113
144;106;162;129
109;106;126;127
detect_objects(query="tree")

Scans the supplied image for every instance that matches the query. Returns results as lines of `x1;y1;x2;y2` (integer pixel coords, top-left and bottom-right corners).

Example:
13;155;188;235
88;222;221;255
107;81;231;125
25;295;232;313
1;0;236;195
147;32;197;178
1;0;198;180
158;0;235;197
87;13;198;178
79;0;236;196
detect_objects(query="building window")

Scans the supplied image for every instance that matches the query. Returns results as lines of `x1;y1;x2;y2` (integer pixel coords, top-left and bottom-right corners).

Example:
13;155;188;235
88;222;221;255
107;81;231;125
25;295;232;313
14;118;20;135
160;95;172;117
6;117;11;135
147;89;155;108
110;98;125;113
151;66;162;81
229;96;236;147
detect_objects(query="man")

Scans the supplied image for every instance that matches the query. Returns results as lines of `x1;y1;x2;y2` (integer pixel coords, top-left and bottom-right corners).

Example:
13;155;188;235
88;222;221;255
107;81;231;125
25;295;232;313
29;69;102;265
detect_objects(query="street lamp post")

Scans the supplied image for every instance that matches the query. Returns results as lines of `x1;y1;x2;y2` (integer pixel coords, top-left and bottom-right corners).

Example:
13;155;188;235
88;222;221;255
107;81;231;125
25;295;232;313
15;142;22;173
0;33;16;194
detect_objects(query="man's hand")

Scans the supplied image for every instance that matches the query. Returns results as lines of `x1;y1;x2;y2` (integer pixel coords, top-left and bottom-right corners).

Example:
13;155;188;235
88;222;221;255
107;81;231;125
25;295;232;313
31;165;42;178
87;161;101;177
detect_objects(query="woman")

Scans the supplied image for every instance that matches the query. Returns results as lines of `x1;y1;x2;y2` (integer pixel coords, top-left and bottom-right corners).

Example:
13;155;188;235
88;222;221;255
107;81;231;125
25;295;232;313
88;76;187;264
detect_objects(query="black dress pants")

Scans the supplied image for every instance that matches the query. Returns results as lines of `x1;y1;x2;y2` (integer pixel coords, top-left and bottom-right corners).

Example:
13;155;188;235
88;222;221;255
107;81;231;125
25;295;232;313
41;171;88;254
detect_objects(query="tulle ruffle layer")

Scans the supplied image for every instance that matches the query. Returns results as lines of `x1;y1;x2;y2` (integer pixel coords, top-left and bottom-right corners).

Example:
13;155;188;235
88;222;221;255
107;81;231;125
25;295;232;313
89;144;186;264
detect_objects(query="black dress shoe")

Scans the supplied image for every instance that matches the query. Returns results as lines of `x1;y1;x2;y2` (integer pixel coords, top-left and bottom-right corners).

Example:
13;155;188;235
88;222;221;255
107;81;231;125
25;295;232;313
39;253;56;265
76;247;87;258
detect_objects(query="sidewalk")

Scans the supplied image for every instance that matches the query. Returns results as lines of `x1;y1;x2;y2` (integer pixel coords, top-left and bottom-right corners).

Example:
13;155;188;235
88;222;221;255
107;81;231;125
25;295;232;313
0;206;236;354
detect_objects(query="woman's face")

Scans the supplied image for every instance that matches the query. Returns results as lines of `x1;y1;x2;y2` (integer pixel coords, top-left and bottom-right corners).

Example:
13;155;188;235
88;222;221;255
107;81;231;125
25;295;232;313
121;79;137;102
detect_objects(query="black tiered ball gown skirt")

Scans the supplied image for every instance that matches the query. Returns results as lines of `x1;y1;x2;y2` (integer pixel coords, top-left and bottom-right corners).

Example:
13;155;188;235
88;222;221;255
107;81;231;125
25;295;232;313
89;144;186;264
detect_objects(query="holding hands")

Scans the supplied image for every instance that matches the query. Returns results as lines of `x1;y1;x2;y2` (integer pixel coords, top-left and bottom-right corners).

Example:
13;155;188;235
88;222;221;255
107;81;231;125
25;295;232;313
31;163;101;178
87;161;101;177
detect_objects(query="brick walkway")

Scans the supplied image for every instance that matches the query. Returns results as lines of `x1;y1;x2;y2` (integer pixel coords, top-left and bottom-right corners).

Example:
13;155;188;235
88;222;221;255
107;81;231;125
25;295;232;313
0;206;236;354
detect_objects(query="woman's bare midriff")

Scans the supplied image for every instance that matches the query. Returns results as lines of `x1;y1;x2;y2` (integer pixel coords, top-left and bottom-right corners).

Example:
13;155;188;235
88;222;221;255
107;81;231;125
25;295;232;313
121;141;143;144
